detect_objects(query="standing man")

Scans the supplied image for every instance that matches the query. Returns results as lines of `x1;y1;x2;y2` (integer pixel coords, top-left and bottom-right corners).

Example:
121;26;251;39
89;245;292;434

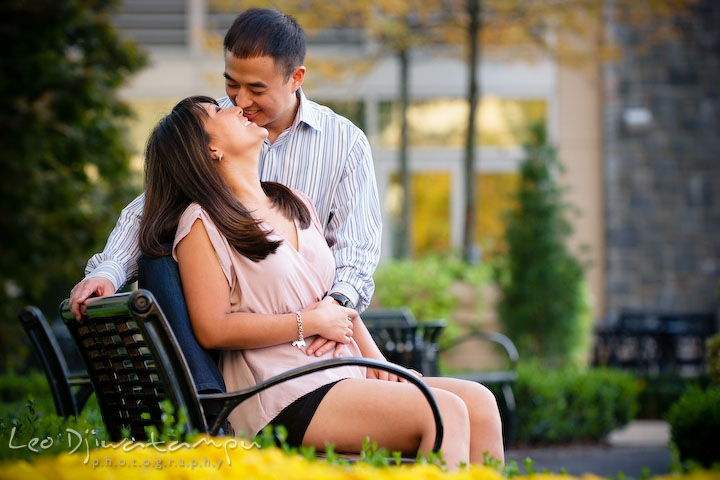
69;9;381;352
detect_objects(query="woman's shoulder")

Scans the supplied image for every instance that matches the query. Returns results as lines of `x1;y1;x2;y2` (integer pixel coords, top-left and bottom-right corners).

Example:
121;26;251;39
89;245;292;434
174;203;223;249
172;202;234;284
179;201;203;220
177;203;210;230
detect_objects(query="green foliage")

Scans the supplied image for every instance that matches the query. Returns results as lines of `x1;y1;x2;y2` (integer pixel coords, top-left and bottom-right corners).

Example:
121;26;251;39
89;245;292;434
0;370;56;415
513;363;639;445
253;425;458;470
635;373;711;419
0;399;105;461
141;399;197;444
374;256;455;322
666;386;720;469
496;123;591;367
0;369;103;461
0;369;102;422
0;0;147;370
0;374;200;462
706;333;720;385
486;455;564;478
373;253;491;347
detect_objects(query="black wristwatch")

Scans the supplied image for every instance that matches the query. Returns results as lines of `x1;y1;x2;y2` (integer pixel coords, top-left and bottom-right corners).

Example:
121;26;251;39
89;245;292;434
328;292;354;309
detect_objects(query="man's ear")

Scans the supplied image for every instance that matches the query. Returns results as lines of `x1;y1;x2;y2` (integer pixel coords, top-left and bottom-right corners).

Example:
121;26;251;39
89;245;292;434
290;66;306;93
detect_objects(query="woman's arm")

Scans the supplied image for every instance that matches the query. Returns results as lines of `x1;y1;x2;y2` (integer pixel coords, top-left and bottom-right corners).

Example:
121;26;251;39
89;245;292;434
176;218;357;350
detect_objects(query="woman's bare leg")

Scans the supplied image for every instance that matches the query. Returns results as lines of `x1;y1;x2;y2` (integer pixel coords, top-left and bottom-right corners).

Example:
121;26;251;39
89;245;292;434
303;378;471;470
423;377;504;464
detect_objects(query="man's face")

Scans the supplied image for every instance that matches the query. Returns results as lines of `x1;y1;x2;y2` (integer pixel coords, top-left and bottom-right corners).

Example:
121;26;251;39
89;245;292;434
223;52;305;140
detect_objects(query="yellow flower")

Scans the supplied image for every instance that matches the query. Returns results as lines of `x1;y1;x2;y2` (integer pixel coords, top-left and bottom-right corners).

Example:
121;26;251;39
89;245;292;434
1;435;719;480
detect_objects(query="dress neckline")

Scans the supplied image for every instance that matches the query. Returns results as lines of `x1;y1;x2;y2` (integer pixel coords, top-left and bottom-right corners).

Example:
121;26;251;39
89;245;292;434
261;216;300;253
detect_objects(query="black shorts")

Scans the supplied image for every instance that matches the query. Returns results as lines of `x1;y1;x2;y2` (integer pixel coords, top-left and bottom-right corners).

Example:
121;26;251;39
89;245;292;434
266;379;344;447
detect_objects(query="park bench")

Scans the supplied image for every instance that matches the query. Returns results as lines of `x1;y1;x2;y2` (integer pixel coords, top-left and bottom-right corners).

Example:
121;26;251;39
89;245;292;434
361;308;518;444
593;309;718;376
360;308;445;376
56;288;444;451
21;255;445;457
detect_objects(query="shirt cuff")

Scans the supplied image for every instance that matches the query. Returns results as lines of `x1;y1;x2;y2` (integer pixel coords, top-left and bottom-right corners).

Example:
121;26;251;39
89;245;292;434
85;262;125;292
330;282;360;309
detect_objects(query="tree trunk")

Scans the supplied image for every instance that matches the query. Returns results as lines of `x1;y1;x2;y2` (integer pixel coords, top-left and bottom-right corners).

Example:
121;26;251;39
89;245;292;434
463;0;481;263
397;47;411;259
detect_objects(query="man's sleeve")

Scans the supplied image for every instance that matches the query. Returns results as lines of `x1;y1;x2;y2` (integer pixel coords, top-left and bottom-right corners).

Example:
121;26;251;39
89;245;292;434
326;131;382;313
84;193;146;291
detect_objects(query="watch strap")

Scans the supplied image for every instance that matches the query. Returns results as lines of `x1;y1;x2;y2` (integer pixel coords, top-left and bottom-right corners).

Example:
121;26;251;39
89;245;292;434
328;292;354;309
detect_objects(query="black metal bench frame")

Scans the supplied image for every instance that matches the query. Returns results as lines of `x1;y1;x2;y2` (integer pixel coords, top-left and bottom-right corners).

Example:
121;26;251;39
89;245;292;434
58;289;444;453
593;309;718;376
19;306;93;418
361;308;445;376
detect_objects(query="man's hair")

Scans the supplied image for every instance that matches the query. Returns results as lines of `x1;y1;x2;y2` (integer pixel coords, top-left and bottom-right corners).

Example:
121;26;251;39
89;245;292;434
224;8;306;81
139;96;310;259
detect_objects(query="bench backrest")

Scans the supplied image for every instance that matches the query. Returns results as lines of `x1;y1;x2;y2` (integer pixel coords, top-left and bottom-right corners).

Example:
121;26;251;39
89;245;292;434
60;290;207;441
138;254;226;394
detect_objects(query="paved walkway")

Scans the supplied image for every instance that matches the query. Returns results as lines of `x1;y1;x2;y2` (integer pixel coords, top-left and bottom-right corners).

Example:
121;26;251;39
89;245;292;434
505;421;673;478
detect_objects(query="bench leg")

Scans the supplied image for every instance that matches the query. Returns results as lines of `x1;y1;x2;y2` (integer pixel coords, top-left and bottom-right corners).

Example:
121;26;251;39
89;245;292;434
501;383;516;447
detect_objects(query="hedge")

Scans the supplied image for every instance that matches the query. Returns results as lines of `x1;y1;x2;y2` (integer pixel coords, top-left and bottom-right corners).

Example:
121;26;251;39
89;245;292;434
513;364;639;445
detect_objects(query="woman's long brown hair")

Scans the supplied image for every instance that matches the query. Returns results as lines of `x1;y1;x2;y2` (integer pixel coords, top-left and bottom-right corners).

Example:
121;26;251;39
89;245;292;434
138;96;311;260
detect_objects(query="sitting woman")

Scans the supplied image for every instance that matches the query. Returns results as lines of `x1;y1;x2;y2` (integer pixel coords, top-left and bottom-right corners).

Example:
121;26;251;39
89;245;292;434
137;96;503;469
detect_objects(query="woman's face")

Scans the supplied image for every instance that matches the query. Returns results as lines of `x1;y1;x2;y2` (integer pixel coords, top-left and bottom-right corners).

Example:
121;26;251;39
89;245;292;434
201;103;268;160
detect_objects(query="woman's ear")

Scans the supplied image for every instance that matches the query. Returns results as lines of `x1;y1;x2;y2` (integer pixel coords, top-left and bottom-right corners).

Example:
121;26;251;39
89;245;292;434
209;147;223;162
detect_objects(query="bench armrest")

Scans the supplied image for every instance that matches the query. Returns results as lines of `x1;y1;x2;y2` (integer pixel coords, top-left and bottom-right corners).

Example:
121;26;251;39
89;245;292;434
443;330;519;370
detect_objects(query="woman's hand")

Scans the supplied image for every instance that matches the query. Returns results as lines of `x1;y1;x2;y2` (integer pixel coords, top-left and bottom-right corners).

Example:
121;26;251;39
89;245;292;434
303;296;357;349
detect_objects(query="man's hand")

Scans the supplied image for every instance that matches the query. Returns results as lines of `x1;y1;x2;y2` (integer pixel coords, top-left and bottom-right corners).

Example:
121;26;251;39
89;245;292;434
69;276;116;321
305;336;345;358
367;366;423;383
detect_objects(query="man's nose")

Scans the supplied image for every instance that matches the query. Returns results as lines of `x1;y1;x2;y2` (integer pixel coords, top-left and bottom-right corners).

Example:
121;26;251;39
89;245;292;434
234;90;252;108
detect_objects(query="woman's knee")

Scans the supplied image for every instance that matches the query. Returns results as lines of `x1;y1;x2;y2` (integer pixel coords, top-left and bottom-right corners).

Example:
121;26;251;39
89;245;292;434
463;382;503;431
471;382;500;409
433;389;471;432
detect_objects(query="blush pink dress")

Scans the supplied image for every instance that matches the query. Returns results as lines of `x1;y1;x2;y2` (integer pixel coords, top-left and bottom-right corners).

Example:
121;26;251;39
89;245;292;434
173;189;366;438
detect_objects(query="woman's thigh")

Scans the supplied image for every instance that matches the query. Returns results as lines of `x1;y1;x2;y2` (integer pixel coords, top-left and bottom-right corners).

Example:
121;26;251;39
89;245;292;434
422;377;495;400
422;377;501;416
302;378;448;454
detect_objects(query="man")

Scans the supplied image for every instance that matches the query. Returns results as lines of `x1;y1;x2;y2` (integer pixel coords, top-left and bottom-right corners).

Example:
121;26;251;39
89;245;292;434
69;8;381;358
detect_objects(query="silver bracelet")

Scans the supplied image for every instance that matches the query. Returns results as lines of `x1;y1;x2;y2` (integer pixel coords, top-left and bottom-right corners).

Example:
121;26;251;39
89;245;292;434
291;311;306;349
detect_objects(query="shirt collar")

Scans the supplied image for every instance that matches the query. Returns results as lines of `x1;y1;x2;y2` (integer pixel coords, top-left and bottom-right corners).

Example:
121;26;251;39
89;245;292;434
294;88;322;133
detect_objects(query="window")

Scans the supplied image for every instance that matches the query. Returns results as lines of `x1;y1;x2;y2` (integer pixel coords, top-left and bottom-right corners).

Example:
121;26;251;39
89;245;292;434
320;100;366;131
379;97;547;148
474;172;519;257
388;171;519;257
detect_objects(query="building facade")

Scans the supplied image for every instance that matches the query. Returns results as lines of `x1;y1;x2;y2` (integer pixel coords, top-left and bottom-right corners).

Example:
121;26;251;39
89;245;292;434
603;0;720;318
111;0;719;322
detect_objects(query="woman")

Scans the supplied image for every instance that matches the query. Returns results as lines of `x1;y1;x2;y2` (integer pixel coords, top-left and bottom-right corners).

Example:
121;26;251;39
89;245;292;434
138;96;503;469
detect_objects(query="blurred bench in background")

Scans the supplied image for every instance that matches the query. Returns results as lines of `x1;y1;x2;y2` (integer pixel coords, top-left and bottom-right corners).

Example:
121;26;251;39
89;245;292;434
593;310;718;376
